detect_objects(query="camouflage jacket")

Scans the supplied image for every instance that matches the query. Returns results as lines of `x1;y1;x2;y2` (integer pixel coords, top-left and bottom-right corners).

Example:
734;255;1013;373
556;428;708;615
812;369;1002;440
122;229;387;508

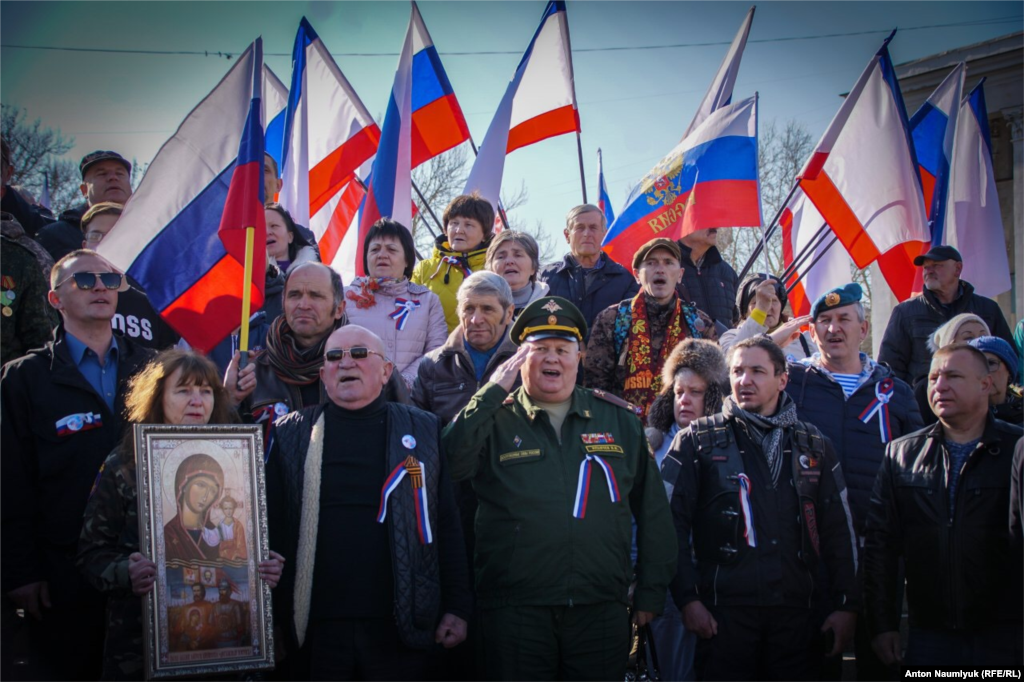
584;294;718;401
76;449;144;680
1;235;58;367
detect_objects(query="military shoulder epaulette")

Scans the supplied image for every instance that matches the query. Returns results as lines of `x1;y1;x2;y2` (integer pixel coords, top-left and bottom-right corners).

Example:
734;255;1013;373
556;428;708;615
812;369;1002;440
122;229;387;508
591;388;641;415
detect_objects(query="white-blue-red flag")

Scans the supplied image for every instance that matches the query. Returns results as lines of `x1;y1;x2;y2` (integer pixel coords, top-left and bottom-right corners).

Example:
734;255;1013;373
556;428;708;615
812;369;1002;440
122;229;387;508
942;79;1011;296
909;63;964;244
797;32;929;302
602;95;760;268
410;1;471;167
357;4;416;275
98;39;267;353
597;148;615;227
262;64;290;178
279;18;380;283
464;0;580;208
681;5;755;141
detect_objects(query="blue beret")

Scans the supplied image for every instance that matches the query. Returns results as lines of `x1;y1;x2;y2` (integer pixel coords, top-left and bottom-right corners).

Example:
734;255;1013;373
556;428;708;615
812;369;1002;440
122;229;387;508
969;336;1018;379
811;283;863;319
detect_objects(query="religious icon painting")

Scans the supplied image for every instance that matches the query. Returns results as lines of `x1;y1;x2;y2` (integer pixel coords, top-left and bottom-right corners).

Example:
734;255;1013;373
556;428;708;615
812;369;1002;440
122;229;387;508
135;424;273;679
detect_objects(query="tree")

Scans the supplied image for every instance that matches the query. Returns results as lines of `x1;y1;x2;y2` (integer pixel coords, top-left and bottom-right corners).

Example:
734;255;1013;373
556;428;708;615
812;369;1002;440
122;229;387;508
1;104;81;215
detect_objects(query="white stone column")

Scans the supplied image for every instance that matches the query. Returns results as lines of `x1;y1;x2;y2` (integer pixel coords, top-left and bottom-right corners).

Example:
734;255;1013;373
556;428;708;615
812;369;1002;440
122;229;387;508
1007;108;1024;324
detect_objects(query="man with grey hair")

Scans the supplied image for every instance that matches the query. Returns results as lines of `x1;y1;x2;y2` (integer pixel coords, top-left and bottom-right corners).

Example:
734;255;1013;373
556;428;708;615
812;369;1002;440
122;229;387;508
238;262;406;439
785;283;921;680
266;324;471;678
538;203;639;334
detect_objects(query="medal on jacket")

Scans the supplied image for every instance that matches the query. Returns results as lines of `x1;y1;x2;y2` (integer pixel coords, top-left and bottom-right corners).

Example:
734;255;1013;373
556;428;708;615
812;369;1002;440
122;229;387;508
389;298;421;331
377;454;434;544
572;454;621;519
858;378;894;443
737;473;757;547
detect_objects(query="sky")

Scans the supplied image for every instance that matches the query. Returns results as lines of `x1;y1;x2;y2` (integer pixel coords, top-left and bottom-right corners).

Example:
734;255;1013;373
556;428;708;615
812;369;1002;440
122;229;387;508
1;1;1021;247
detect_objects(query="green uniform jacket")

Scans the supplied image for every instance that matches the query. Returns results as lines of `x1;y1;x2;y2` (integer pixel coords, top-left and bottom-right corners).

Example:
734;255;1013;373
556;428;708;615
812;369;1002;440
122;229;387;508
443;382;677;613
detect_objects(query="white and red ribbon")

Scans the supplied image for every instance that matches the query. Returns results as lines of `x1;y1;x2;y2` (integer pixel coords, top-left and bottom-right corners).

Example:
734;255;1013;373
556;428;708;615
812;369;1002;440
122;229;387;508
858;378;894;443
737;473;757;547
572;454;621;519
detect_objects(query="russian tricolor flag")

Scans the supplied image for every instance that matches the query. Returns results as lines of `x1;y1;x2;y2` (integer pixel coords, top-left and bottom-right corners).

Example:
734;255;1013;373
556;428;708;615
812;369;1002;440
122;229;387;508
410;1;470;168
597;148;615;227
358;4;417;273
602;96;760;268
942;79;1011;297
464;0;580;207
797;32;929;302
909;62;964;245
279;18;380;284
98;39;267;354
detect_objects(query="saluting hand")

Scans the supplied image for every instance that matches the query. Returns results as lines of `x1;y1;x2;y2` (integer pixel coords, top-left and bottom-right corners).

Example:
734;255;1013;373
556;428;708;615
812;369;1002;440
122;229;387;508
770;315;812;348
491;344;531;392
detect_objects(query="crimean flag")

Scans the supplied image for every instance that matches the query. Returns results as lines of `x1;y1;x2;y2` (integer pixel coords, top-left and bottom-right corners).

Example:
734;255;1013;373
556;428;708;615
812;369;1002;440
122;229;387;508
943;79;1011;296
463;0;580;208
597;148;615;226
279;18;380;284
97;39;267;353
410;1;471;167
602;95;760;269
681;5;755;141
780;188;854;317
357;3;416;276
797;32;929;302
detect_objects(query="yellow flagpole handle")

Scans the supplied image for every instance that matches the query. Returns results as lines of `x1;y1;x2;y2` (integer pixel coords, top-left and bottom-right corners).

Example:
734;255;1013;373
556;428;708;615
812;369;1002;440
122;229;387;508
239;226;255;352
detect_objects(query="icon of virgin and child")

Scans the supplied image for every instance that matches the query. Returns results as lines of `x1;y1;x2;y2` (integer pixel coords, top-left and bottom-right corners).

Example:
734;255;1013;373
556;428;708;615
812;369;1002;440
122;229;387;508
163;453;248;564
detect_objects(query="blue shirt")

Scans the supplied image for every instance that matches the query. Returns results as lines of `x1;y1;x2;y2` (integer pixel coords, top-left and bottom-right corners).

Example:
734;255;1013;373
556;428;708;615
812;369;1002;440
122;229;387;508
64;331;120;412
465;338;500;382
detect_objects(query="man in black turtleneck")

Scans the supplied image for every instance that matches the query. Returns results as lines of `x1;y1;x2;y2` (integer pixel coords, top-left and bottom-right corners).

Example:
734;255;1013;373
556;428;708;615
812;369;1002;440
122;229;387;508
265;325;471;680
585;238;718;419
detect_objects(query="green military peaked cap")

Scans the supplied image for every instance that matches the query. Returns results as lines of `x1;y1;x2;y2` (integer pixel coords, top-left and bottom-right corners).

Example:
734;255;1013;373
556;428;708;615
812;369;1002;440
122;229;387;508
509;296;587;346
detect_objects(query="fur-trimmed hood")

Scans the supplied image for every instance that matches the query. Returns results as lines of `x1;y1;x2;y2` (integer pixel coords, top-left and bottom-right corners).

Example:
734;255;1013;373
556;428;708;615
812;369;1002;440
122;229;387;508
648;338;728;435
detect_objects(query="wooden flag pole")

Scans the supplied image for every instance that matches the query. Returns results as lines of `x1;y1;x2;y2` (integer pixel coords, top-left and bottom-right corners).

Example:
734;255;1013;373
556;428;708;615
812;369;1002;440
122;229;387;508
468;138;510;232
737;177;800;281
780;222;829;283
239;226;255;354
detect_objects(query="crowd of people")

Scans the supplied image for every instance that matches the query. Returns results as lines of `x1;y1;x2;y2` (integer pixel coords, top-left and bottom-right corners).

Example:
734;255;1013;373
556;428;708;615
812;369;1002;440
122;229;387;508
1;142;1022;681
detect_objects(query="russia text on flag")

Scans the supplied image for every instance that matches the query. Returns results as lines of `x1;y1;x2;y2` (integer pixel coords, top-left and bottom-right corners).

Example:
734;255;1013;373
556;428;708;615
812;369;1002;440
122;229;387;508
602;95;760;269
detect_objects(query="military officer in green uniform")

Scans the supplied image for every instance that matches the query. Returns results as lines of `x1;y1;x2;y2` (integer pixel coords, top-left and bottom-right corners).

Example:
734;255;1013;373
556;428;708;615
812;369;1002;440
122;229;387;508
443;296;677;681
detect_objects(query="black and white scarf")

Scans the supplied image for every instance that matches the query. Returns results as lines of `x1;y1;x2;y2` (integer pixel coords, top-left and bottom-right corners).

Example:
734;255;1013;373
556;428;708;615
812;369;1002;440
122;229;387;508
723;392;799;487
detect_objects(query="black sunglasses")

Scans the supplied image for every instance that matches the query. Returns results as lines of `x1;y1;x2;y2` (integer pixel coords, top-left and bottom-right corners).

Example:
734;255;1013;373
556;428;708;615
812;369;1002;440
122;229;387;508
55;271;127;291
324;347;386;362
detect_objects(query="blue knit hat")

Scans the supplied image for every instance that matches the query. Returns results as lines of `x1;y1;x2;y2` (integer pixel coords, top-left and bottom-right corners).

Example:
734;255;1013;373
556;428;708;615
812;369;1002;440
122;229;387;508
969;336;1018;379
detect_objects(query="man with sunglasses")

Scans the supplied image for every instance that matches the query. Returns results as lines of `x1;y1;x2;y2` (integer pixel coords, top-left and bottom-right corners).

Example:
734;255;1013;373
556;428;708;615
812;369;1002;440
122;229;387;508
1;249;154;680
265;325;470;679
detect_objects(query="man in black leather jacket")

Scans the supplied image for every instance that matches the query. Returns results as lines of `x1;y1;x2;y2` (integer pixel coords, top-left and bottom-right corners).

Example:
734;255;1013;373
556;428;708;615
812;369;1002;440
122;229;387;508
865;343;1023;669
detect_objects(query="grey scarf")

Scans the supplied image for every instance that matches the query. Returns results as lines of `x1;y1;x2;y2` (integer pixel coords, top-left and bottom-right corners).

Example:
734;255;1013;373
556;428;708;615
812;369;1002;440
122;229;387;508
723;392;799;487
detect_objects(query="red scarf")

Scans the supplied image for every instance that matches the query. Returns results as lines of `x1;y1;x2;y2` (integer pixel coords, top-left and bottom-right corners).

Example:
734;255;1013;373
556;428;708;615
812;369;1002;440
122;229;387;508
622;294;684;418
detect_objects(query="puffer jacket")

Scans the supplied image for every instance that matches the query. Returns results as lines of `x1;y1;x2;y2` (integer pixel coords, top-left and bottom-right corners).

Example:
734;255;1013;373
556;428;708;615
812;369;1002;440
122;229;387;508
878;281;1014;385
412;324;520;425
538;252;640;336
787;359;923;535
411;235;490;333
346;277;448;389
675;242;738;327
864;415;1023;635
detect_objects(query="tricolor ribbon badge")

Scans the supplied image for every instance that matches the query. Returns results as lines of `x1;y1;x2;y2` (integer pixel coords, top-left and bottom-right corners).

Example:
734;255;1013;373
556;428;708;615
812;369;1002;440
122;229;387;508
737;473;757;547
572;454;621;519
859;378;895;443
441;255;471;277
389;298;421;331
55;412;103;436
377;455;433;544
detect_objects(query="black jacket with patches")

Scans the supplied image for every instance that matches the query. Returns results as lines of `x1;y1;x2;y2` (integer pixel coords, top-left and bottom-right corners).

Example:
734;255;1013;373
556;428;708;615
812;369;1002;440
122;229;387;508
0;328;153;601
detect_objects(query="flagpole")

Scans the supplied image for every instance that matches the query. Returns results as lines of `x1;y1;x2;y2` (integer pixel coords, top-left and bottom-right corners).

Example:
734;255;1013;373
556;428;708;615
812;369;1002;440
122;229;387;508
410;180;441;238
753;92;772;276
780;222;829;282
469;138;511;231
239;226;255;354
737;177;801;281
786;233;840;294
575;132;588;204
